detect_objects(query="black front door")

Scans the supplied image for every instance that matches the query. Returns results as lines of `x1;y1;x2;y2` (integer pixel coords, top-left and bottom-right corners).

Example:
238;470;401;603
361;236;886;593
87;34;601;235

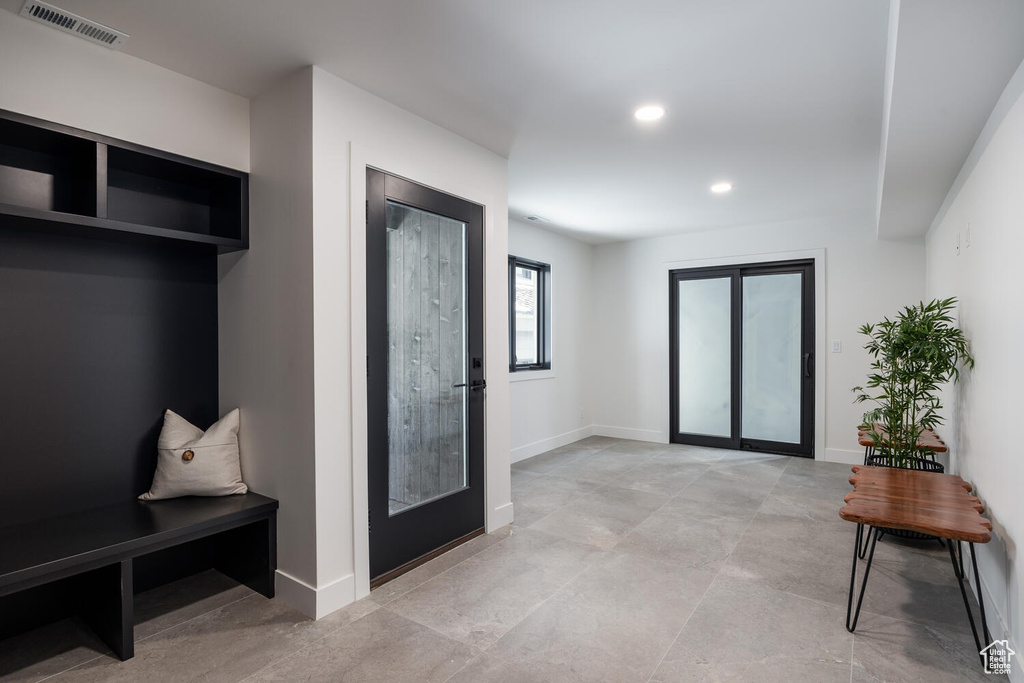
366;169;486;583
669;260;815;457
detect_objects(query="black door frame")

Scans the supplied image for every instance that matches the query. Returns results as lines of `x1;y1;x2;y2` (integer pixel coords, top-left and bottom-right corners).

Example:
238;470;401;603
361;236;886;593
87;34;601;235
669;259;815;457
365;168;486;582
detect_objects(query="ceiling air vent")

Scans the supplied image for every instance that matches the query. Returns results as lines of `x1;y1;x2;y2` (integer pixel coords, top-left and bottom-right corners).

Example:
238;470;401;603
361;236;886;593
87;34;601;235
20;0;129;50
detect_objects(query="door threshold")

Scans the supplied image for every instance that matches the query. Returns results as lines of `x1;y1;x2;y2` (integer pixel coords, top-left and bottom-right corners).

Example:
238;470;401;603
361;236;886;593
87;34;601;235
370;527;485;590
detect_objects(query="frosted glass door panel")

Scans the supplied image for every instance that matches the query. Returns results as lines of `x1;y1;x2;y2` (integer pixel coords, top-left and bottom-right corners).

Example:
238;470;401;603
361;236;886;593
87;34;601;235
677;277;732;437
386;201;468;515
742;273;802;443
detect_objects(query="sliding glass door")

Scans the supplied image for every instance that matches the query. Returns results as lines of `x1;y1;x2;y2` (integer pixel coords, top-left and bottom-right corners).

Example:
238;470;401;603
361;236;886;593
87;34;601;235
670;260;814;457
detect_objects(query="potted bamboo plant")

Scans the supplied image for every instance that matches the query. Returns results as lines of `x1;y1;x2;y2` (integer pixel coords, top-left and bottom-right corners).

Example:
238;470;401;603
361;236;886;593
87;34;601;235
853;297;974;472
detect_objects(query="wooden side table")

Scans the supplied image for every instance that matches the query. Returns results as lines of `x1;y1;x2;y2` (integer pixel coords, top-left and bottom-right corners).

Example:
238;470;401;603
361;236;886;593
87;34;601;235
858;424;947;464
840;465;992;665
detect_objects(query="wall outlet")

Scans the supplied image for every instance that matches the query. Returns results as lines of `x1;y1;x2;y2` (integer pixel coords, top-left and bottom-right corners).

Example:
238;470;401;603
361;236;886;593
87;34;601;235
831;340;842;353
578;407;585;424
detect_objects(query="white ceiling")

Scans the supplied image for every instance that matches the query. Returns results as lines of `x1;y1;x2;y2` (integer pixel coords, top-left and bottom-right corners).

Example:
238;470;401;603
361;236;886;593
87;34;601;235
5;0;1023;243
876;0;1024;239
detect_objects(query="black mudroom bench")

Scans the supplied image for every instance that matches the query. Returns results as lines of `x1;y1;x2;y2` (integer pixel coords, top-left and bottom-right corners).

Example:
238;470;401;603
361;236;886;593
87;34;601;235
0;493;277;661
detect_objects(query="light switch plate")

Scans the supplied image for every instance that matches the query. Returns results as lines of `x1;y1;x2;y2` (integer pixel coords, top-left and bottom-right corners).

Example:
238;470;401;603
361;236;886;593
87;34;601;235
831;340;842;353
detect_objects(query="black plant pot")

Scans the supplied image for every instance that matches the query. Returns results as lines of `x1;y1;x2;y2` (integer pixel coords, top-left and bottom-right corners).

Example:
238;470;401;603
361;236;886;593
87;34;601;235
865;452;944;541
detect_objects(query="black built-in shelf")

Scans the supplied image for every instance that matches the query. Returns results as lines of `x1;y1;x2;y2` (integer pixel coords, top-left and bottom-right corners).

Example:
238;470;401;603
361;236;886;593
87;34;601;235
0;109;247;253
0;117;98;216
0;110;253;650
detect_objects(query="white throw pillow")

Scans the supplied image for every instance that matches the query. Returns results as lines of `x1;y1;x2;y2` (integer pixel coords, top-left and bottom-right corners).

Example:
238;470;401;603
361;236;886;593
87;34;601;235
139;408;247;501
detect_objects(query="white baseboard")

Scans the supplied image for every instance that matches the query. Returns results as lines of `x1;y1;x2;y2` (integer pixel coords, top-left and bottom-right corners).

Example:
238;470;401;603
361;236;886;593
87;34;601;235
974;565;1022;681
275;570;317;618
314;573;356;619
593;425;665;443
489;501;514;532
275;570;356;619
510;426;594;463
823;448;862;465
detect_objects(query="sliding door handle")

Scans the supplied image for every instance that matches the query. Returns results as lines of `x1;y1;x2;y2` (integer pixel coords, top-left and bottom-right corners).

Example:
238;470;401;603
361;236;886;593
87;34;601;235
803;352;814;378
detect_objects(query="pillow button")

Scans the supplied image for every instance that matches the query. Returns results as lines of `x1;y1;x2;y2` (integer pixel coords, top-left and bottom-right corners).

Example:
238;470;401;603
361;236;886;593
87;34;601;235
182;449;195;462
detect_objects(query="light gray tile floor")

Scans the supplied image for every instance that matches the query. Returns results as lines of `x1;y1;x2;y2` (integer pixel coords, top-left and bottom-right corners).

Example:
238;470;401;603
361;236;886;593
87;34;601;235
0;438;1000;682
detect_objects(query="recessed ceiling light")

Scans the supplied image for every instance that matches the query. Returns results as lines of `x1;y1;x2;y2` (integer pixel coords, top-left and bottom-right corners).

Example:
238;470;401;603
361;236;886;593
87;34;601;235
525;215;548;223
634;105;665;121
711;182;733;194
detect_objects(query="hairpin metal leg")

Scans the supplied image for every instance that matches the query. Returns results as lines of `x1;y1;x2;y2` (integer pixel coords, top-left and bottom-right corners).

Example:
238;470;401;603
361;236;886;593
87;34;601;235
858;526;883;559
969;543;991;646
960;541;968;583
948;540;965;580
847;524;879;632
949;540;991;658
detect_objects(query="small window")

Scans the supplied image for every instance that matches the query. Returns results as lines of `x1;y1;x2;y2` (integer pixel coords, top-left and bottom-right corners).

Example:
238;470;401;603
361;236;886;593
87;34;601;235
509;256;551;371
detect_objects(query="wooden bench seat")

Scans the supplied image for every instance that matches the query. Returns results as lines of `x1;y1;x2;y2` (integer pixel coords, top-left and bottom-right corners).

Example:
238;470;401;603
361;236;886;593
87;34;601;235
840;465;993;663
0;493;277;660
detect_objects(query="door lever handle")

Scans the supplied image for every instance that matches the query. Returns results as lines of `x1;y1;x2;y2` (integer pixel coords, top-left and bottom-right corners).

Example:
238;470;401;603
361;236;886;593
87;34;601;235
803;352;814;378
470;379;487;390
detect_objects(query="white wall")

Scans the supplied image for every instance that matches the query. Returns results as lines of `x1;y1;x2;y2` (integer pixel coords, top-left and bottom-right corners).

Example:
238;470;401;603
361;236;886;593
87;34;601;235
589;214;925;461
219;68;317;613
0;10;248;171
222;66;511;618
925;62;1024;681
508;220;595;461
290;66;508;616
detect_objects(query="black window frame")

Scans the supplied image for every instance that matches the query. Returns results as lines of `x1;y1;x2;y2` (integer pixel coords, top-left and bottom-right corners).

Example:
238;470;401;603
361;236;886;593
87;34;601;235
508;255;551;372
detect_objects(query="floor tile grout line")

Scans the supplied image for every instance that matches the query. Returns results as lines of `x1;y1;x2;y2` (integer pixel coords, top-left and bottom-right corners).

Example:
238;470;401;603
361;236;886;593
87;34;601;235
521;449;700;554
133;591;258;645
648;514;981;638
528;439;633;478
850;632;856;683
460;537;610;665
245;484;626;683
644;457;788;682
370;538;500;605
439;655;475;683
34;590;262;682
526;448;781;555
385;447;676;668
595;467;718;553
371;527;520;607
411;507;970;647
235;605;386;683
379;526;602;664
34;653;107;683
655;454;976;662
380;518;596;616
515;453;667;533
610;456;774;553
